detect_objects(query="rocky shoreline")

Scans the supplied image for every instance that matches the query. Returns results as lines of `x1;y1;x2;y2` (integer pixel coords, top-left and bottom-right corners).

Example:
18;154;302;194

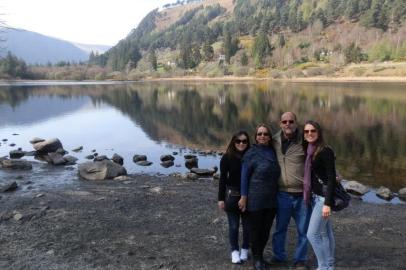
1;137;405;203
0;173;405;270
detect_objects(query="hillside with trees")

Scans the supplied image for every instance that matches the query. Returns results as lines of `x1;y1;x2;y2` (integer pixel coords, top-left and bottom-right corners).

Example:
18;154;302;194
4;0;406;80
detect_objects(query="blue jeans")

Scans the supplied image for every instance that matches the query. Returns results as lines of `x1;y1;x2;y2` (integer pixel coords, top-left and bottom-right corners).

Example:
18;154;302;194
226;211;249;252
272;192;311;263
307;195;335;270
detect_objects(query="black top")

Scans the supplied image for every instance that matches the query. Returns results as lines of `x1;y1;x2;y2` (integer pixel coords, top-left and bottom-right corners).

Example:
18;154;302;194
311;146;337;207
218;153;243;201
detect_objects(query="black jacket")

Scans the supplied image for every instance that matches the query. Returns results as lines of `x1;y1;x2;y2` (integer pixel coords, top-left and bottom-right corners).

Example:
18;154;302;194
311;146;337;207
218;153;242;201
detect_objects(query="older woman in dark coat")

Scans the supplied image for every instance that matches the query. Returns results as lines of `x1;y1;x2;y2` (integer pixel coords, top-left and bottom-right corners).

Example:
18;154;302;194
239;124;280;270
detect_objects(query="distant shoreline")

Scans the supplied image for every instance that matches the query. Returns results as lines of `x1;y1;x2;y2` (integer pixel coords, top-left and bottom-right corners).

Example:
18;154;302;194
2;76;406;85
145;76;406;83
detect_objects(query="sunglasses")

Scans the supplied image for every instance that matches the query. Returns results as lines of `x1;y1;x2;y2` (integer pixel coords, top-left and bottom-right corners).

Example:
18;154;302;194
281;120;295;124
304;129;317;134
256;132;269;137
235;139;248;144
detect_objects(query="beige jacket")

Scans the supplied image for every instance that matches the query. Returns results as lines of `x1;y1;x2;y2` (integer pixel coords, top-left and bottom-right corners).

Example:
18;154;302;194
273;130;305;193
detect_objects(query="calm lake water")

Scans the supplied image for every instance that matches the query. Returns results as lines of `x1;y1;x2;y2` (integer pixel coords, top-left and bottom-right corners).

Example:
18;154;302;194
0;81;405;198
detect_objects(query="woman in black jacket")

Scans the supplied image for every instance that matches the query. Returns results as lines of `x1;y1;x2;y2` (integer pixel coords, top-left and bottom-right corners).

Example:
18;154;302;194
303;120;336;270
218;131;251;264
238;124;280;270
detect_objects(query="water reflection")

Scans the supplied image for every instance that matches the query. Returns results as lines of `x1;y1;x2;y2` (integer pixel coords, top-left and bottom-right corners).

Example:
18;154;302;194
0;81;405;190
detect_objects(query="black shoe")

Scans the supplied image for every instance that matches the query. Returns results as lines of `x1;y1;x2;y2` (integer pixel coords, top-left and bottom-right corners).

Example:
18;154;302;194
253;259;265;270
293;261;309;270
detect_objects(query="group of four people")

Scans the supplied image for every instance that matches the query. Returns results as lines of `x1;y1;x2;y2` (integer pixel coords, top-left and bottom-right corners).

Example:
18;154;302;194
218;112;337;270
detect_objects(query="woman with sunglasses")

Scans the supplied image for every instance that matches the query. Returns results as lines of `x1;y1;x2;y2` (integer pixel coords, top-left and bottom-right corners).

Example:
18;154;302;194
218;131;251;264
303;120;336;270
238;124;280;270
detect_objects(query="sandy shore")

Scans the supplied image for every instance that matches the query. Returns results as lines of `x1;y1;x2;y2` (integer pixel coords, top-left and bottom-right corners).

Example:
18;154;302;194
0;174;404;270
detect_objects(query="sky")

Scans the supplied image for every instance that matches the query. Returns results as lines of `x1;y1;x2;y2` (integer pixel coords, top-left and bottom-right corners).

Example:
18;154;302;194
2;0;169;46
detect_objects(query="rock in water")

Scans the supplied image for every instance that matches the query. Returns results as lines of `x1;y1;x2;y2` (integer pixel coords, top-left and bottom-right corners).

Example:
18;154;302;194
29;137;45;144
376;186;394;201
1;181;18;192
190;168;216;176
160;155;175;162
32;138;63;154
398;187;406;201
9;150;26;159
72;146;83;152
112;153;124;165
78;160;127;180
133;155;147;163
160;160;174;168
1;159;32;170
344;181;369;196
136;160;153;166
185;157;198;169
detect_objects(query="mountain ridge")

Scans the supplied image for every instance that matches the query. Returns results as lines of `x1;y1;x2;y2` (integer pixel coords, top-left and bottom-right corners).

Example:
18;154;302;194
2;28;111;65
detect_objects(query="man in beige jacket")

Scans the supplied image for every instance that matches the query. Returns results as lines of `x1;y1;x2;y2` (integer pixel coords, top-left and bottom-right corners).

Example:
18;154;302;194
271;112;312;270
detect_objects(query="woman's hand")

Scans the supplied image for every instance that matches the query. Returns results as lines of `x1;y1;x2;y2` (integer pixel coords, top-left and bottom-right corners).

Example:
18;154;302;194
322;205;331;219
218;201;225;210
238;196;247;212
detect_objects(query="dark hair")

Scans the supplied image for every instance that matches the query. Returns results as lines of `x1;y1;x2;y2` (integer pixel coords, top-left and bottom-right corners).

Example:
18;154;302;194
254;123;274;148
303;120;326;159
225;130;251;157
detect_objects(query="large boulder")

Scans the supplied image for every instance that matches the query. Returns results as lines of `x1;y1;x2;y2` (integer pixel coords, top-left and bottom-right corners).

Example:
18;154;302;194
344;180;369;196
32;138;63;154
1;159;32;170
78;160;127;181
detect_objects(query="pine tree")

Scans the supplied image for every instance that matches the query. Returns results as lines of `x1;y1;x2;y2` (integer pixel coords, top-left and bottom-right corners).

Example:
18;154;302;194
241;51;248;66
202;42;214;61
149;49;157;71
252;32;272;68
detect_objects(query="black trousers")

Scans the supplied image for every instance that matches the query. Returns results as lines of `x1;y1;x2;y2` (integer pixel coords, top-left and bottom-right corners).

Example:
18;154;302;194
248;208;277;260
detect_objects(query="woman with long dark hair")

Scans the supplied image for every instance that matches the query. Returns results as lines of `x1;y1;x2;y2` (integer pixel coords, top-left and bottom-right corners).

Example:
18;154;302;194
303;120;336;270
218;130;251;264
238;124;280;270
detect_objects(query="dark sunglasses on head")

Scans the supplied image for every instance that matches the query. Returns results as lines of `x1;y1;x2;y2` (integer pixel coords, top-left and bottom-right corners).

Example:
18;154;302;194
304;129;317;134
256;132;269;137
281;120;295;124
235;139;248;144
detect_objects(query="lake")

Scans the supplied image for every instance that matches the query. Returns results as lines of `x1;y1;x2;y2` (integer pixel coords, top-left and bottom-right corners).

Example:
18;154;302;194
0;80;405;197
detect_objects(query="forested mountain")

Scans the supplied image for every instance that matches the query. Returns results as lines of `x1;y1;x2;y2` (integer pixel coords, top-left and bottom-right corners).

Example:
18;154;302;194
92;0;406;76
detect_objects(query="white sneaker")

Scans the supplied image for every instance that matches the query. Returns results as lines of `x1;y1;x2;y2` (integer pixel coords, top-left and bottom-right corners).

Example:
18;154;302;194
240;248;249;261
231;250;241;264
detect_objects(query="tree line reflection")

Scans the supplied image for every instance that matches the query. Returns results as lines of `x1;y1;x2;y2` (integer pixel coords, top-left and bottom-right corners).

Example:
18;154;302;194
0;82;405;189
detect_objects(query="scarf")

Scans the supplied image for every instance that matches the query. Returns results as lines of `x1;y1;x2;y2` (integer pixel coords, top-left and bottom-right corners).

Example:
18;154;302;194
304;143;316;205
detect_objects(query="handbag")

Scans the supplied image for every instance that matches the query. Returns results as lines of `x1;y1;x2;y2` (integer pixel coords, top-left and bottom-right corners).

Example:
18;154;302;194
317;176;351;212
224;186;241;212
